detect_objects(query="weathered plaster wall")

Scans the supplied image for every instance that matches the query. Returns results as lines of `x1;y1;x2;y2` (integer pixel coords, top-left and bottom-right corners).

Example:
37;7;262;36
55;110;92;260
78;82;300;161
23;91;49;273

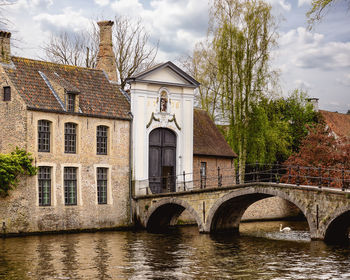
0;108;131;234
130;75;195;195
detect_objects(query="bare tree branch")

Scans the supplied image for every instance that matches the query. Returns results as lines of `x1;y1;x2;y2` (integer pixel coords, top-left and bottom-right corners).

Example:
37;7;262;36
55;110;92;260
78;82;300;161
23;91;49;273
43;16;158;89
42;26;99;68
113;16;158;89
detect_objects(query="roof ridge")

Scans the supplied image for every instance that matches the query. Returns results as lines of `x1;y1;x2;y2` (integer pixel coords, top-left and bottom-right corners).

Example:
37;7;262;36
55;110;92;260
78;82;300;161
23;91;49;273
320;109;350;116
11;56;102;72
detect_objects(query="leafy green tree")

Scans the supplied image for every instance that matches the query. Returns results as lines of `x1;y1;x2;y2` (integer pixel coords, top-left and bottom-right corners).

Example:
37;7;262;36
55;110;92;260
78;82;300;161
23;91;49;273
245;90;318;165
211;0;277;181
279;90;319;153
246;97;291;165
0;147;37;197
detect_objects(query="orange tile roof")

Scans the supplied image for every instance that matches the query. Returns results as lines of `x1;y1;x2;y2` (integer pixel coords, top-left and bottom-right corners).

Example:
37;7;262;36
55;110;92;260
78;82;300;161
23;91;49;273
193;109;237;158
4;57;130;120
319;110;350;139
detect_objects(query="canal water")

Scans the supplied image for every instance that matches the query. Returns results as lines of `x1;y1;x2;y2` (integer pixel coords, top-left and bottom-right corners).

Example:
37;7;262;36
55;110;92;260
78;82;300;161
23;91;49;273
1;221;350;280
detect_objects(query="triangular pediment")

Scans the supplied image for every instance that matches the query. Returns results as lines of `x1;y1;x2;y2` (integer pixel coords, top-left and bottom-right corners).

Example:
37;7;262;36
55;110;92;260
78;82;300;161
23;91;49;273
126;61;200;88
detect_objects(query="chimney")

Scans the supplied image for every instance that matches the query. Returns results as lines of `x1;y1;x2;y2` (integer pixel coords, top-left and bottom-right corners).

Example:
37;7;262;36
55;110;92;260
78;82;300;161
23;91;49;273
96;21;117;82
0;31;11;63
306;97;319;112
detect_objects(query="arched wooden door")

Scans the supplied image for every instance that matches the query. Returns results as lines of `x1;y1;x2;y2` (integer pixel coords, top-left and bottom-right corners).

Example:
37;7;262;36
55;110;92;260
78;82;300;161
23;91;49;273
149;128;176;193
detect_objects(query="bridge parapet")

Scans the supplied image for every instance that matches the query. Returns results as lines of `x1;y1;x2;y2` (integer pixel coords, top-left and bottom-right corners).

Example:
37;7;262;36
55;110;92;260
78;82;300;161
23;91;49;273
137;164;350;195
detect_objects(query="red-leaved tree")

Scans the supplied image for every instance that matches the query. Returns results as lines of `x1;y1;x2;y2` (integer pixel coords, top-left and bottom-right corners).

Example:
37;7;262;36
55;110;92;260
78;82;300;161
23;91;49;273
282;123;350;188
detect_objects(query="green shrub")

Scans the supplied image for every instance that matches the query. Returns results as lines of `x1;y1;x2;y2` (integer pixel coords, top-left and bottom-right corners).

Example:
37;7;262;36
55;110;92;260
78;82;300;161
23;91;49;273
0;147;37;197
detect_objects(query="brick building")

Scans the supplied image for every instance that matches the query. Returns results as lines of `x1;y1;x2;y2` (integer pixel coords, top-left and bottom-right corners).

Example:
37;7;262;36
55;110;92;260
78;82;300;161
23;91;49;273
0;23;132;234
0;21;237;234
193;109;237;188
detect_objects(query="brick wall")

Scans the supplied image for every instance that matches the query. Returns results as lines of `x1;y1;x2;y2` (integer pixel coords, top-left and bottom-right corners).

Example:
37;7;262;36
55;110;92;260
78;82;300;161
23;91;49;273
193;155;236;189
0;65;28;153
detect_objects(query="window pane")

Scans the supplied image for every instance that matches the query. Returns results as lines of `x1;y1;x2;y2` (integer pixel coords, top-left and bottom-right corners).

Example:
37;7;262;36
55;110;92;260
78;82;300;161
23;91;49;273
97;126;108;155
200;162;207;176
64;123;76;153
38;166;51;206
67;94;75;112
200;162;207;189
64;167;77;205
38;120;50;152
97;168;108;204
3;86;11;101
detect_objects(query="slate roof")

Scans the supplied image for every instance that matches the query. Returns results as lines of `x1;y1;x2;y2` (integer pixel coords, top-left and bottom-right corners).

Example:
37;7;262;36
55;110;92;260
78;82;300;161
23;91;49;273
320;110;350;139
3;57;130;120
193;109;237;158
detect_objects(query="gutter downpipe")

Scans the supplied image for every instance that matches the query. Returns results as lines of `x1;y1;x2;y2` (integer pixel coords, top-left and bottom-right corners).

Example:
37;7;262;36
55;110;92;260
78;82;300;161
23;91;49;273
128;111;134;225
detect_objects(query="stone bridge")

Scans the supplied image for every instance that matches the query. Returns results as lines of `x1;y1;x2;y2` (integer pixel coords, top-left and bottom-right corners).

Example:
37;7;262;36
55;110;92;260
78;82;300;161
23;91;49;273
133;182;350;242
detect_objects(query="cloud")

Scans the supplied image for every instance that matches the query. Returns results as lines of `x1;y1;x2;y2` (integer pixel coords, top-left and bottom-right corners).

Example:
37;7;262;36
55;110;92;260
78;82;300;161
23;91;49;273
110;0;208;58
33;7;91;34
266;0;291;11
336;74;350;87
298;0;312;7
278;27;350;71
94;0;110;6
110;0;143;16
8;0;53;11
294;79;313;90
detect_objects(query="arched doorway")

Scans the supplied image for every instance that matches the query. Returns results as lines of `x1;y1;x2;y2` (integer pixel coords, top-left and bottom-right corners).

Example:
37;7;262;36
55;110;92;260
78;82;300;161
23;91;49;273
149;128;176;193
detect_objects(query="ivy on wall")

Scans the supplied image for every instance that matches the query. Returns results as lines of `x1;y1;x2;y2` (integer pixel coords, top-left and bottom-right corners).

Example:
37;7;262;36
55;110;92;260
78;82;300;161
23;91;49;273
0;147;37;197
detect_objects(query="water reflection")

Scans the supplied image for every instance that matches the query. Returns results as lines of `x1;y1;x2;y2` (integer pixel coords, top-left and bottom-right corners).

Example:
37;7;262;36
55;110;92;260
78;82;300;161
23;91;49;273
35;237;55;279
93;238;111;280
60;235;79;279
0;221;350;280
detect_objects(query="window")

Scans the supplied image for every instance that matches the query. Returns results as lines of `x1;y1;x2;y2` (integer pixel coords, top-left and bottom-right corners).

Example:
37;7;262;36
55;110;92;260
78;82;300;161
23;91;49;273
3;86;11;101
67;93;75;112
200;162;207;188
64;167;77;205
97;168;108;204
200;162;207;177
64;123;76;153
97;126;108;155
38;120;51;152
38;166;51;206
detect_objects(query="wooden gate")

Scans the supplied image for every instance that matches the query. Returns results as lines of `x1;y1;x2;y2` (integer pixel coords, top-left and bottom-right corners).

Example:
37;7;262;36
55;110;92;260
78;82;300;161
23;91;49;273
149;128;176;193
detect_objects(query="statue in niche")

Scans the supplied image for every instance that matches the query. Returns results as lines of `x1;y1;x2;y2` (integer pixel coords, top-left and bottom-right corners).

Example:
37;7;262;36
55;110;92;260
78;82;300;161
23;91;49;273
160;91;168;113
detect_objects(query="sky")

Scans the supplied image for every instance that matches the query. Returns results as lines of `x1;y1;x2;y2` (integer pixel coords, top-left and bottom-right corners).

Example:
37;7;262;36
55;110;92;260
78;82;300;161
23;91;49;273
2;0;350;113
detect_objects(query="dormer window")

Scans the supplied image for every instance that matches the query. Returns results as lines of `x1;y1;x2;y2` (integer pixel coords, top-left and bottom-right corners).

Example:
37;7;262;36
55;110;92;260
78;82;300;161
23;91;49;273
3;86;11;101
67;93;75;112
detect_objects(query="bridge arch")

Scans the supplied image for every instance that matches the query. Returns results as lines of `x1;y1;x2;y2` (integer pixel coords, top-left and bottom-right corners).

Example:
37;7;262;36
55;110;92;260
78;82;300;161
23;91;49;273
145;198;204;232
205;187;316;234
324;206;350;243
